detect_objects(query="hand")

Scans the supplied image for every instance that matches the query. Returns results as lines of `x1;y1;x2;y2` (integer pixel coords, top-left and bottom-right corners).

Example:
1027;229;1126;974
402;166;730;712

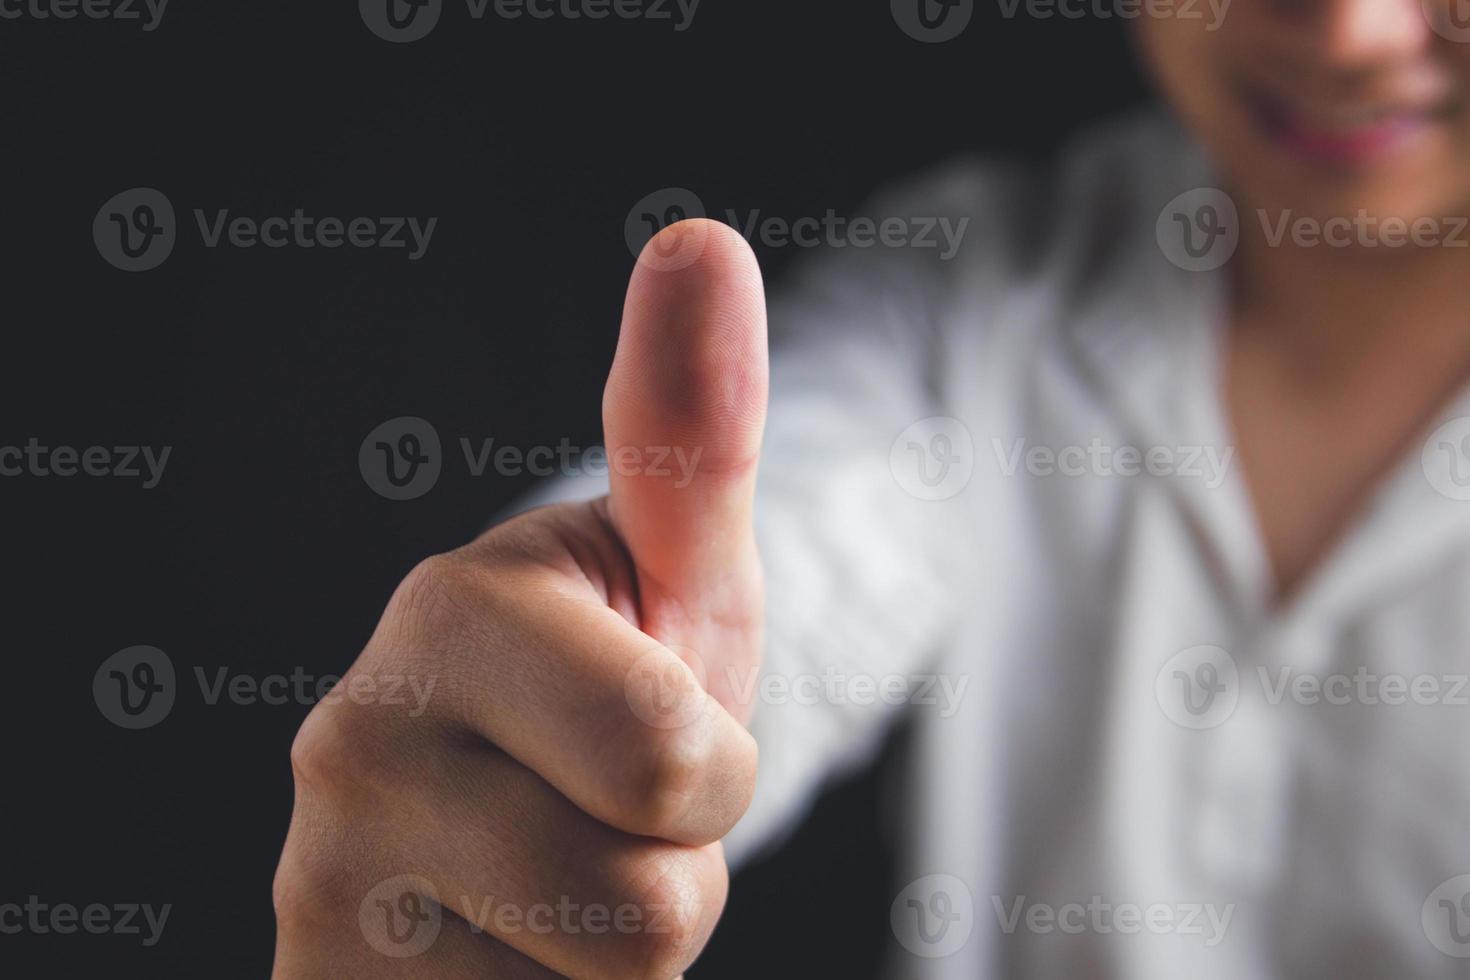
271;219;769;979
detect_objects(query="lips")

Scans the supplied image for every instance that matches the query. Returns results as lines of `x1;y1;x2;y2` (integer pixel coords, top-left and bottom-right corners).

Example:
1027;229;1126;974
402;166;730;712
1248;88;1455;166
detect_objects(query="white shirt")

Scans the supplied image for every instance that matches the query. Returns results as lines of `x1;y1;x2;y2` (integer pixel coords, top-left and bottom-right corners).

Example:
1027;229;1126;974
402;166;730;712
541;112;1470;979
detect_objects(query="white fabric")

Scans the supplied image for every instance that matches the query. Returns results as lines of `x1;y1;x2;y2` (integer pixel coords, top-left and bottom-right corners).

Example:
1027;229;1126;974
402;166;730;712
531;112;1470;978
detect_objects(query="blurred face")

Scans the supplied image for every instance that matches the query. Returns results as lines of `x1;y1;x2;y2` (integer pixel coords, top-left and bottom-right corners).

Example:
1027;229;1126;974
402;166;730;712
1136;0;1470;225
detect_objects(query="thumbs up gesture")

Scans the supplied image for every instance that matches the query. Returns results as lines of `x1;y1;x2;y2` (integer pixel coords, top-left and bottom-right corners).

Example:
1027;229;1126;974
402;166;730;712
273;221;769;980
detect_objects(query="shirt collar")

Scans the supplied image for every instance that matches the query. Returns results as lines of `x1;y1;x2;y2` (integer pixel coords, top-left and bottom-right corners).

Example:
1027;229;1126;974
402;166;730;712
1061;118;1470;627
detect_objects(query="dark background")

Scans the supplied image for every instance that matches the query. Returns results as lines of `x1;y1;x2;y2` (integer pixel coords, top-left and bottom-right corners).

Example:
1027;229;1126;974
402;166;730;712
1;3;1148;975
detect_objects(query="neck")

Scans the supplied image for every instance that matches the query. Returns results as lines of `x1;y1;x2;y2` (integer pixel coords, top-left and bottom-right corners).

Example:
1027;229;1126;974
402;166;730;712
1231;220;1470;386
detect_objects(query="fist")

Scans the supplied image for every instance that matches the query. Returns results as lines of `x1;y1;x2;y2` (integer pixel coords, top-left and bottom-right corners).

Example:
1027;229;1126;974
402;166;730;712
272;220;769;979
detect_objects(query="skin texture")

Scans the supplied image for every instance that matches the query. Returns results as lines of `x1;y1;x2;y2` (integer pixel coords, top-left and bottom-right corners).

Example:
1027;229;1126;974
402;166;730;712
1135;5;1470;600
272;221;767;979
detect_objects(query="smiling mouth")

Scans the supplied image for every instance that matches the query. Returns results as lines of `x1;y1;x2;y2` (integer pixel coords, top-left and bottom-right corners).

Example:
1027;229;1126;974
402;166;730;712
1246;87;1459;167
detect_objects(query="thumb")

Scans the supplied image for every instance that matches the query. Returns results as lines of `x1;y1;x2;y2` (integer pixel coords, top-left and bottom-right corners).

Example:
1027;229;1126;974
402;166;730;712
603;219;768;685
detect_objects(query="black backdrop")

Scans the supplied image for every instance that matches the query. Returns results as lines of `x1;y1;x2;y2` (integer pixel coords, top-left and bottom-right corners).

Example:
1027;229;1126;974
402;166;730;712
1;4;1148;975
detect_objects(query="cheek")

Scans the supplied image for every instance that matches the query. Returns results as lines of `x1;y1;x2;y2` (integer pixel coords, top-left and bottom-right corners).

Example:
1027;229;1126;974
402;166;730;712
1131;19;1239;143
1448;54;1470;153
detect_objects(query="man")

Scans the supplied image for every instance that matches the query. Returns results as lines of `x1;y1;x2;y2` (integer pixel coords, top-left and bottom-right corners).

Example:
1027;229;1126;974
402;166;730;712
273;2;1470;976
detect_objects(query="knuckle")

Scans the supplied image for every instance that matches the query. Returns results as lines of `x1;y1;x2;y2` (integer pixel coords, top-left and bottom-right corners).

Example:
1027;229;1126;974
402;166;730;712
288;699;392;799
272;837;352;936
288;706;344;794
389;553;483;640
619;722;718;839
717;723;759;817
619;848;726;980
612;712;757;843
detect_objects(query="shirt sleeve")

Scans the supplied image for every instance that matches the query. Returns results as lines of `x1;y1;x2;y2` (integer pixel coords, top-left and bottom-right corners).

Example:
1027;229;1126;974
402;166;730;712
722;208;980;866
